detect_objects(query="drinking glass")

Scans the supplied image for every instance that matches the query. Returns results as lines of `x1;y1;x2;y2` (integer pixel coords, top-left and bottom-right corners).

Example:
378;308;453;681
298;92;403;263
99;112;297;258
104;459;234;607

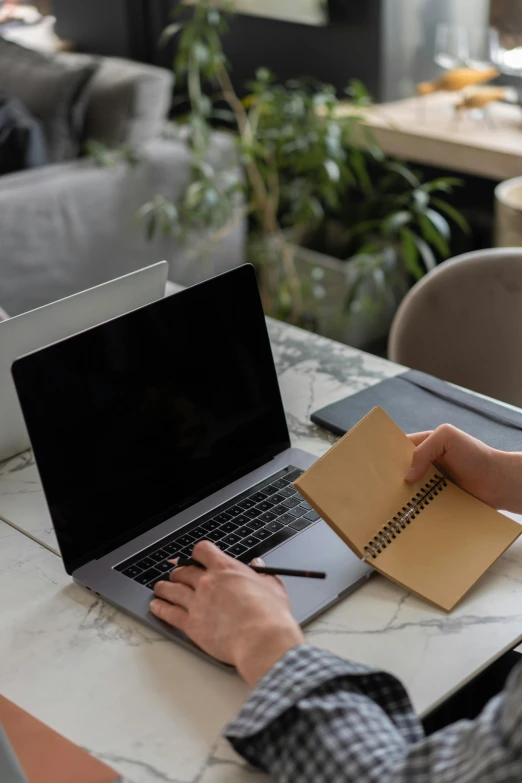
490;27;522;76
434;23;469;70
466;27;495;71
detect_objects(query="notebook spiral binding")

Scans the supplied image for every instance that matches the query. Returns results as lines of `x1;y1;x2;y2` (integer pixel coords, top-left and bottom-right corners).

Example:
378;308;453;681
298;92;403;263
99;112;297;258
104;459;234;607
363;475;448;562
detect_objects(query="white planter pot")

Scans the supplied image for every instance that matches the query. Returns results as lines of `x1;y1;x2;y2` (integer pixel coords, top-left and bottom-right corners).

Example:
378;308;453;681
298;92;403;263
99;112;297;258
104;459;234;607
293;243;404;349
495;177;522;247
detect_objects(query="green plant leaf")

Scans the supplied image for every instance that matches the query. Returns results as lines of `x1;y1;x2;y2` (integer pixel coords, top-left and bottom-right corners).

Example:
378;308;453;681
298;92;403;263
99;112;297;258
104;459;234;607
85;139;116;167
159;23;183;48
136;201;154;223
348;218;381;238
307;197;325;224
207;8;221;25
420;177;463;193
210;108;237;123
425;208;451;239
344;268;366;312
359;125;379;154
122;147;139;167
191;159;215;179
431;198;471;234
204;187;220;207
256;67;273;83
372;264;386;292
411;233;437;271
193;41;210;65
418;213;450;258
162;199;179;222
323;159;341;182
197;94;213;117
383;210;412;235
387;161;421;189
345;78;372;106
412;189;429;212
400;227;424;280
356;242;385;256
350;149;372;193
185;181;206;209
380;244;399;270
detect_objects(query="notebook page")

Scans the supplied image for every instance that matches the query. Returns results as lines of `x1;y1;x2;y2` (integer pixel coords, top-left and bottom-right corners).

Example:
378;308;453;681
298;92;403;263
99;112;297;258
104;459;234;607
371;479;522;611
294;406;439;558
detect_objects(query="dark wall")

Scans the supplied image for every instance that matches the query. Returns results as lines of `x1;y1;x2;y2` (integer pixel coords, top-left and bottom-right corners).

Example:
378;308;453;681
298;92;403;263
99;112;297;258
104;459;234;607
53;0;154;60
53;0;386;99
53;1;489;102
150;2;384;97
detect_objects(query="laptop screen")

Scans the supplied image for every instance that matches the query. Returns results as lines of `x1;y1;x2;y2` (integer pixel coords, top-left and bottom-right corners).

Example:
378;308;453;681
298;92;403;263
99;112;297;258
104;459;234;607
12;266;290;573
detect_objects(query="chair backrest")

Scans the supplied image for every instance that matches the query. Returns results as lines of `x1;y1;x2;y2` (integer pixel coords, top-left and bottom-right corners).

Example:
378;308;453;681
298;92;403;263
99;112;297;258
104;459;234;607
388;248;522;408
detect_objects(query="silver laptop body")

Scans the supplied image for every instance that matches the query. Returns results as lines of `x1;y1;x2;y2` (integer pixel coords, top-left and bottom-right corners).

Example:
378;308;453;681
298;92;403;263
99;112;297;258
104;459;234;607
0;262;168;462
12;265;371;665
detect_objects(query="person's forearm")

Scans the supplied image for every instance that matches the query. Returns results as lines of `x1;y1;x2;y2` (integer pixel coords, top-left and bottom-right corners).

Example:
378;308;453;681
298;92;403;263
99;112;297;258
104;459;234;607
226;646;522;783
491;451;522;512
225;646;423;780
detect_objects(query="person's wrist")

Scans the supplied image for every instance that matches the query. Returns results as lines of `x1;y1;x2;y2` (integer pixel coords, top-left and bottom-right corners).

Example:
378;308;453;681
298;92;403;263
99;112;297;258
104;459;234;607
493;450;522;512
234;617;305;687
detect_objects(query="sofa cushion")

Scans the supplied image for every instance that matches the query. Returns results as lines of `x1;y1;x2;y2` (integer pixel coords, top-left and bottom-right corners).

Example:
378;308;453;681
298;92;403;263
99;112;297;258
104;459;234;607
0;135;245;316
0;89;47;173
0;39;98;161
83;58;173;146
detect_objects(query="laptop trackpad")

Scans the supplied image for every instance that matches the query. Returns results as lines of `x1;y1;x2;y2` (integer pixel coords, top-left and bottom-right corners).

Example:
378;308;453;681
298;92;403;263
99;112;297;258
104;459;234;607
263;522;371;624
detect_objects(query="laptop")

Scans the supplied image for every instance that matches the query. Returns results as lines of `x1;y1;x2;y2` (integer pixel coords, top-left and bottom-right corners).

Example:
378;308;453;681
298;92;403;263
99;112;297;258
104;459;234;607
0;261;168;462
12;265;371;663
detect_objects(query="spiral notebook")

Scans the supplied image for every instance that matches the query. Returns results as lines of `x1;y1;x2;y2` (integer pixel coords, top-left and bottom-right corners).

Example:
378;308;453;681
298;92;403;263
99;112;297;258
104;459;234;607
294;407;522;611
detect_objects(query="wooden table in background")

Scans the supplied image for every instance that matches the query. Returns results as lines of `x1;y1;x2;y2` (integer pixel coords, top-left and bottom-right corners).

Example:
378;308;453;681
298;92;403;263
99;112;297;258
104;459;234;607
343;93;522;181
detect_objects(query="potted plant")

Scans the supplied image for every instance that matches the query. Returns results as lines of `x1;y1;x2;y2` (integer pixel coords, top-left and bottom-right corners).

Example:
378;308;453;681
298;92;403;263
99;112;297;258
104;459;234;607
291;156;467;346
139;0;466;348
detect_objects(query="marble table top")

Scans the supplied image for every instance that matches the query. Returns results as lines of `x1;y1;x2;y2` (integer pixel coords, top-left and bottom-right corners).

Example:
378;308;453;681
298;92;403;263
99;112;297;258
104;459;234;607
3;320;522;783
0;521;257;783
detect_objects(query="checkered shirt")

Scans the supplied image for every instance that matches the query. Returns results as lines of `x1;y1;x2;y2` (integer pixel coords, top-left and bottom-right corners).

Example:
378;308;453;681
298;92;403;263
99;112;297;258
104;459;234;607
225;645;522;782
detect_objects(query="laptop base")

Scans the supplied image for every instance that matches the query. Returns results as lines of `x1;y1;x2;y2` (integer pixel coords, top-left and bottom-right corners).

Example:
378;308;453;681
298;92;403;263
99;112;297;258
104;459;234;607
74;448;371;666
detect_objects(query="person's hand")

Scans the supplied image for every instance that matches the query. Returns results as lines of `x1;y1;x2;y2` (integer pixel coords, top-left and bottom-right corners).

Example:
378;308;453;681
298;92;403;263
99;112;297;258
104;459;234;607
406;424;522;512
150;541;304;686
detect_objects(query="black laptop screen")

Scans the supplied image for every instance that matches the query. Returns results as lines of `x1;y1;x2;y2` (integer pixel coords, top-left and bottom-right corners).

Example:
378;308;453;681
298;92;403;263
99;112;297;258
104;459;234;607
12;266;290;573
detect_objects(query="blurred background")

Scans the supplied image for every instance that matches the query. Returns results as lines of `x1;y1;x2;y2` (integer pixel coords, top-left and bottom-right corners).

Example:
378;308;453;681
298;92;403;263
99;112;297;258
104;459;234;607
2;1;496;101
2;0;522;355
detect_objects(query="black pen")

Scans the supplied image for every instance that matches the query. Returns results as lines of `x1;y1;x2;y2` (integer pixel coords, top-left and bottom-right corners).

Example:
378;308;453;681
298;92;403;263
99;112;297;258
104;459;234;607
169;558;326;580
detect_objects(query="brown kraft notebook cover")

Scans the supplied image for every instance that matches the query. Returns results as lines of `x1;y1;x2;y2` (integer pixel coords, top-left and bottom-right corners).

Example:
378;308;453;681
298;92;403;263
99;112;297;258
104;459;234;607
0;696;120;783
294;407;522;611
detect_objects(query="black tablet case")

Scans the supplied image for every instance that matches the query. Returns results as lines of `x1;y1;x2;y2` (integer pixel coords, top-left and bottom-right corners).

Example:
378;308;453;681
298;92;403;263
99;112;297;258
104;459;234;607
311;370;522;452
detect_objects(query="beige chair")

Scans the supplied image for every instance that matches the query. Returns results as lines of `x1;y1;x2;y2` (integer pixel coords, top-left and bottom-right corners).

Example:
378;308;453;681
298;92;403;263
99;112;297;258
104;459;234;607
388;248;522;408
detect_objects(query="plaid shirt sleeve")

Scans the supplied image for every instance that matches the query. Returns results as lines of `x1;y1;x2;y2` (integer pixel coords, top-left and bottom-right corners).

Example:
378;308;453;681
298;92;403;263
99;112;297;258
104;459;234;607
224;645;522;782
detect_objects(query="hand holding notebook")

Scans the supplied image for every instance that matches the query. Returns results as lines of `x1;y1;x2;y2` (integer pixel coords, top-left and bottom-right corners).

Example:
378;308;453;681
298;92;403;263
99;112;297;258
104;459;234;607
294;407;522;611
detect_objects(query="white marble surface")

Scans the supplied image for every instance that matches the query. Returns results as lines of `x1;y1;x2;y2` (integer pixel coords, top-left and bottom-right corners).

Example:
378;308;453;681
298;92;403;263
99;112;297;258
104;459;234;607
0;522;257;783
4;517;522;783
3;321;522;783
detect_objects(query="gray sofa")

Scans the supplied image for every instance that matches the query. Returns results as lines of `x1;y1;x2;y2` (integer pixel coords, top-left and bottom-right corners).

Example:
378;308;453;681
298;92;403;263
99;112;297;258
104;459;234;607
0;50;245;316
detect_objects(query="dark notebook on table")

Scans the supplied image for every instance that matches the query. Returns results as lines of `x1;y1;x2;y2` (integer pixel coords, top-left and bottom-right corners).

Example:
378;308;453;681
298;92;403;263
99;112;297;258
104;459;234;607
311;370;522;452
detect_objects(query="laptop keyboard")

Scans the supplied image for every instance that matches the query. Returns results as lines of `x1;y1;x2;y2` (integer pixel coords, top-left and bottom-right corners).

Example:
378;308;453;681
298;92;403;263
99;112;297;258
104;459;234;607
114;466;322;591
